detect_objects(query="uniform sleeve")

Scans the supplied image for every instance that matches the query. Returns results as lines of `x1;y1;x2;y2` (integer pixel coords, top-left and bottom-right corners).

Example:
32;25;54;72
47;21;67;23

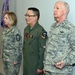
63;28;75;66
13;30;22;63
23;31;25;50
37;29;48;69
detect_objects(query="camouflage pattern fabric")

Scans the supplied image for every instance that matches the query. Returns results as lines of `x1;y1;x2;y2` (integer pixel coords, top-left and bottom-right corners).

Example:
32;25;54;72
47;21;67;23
2;26;22;75
45;71;71;75
0;73;4;75
44;19;75;74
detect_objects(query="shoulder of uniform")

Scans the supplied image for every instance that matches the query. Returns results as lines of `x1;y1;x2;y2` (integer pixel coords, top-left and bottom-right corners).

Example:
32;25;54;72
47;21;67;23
51;22;57;28
37;24;46;31
36;25;47;39
41;30;47;39
24;25;29;29
12;27;21;36
66;23;75;30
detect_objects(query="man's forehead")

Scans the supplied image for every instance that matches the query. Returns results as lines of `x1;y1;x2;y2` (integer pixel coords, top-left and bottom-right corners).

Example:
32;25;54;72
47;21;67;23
56;1;64;6
54;2;64;8
26;10;35;14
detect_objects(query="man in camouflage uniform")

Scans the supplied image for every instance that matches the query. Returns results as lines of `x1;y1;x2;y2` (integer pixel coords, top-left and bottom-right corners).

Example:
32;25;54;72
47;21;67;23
44;1;75;75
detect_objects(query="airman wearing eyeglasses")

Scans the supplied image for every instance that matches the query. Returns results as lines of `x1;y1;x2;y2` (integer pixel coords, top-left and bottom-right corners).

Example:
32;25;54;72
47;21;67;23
23;7;47;75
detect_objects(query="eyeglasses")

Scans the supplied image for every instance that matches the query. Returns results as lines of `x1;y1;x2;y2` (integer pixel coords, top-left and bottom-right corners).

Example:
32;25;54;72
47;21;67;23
25;14;36;17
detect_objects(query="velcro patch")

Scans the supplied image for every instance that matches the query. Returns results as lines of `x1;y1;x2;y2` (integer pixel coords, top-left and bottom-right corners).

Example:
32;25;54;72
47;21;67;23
41;32;47;39
16;34;21;41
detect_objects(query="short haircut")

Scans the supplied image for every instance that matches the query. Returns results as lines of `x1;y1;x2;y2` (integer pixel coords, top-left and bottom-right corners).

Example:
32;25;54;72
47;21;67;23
28;7;40;20
63;1;69;14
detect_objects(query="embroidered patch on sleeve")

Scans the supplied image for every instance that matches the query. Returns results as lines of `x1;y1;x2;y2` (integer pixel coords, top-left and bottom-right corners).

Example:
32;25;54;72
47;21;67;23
41;32;47;39
16;34;21;41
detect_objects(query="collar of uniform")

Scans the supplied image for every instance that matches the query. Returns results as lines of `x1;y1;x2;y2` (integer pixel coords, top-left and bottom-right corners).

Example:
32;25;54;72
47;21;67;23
56;19;68;27
3;26;16;34
28;22;39;31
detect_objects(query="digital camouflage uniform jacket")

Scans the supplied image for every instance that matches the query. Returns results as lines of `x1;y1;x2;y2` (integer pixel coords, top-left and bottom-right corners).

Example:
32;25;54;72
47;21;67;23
44;19;75;73
2;26;22;63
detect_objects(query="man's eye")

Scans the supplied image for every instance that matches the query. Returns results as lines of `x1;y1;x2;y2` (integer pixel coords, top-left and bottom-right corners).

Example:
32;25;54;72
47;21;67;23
57;7;59;9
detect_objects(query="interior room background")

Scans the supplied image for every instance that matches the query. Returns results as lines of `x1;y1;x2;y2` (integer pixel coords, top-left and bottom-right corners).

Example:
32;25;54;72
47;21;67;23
0;0;75;75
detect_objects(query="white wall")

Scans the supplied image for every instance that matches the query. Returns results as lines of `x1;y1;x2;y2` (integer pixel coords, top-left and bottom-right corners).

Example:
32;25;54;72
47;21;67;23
9;0;16;12
0;0;3;57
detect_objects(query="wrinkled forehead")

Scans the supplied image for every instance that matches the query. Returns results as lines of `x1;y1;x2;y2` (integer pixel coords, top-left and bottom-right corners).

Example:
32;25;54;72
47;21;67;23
54;1;65;9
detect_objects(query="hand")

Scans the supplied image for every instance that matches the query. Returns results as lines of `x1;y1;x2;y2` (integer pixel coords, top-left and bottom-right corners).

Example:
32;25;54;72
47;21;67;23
43;69;46;74
54;61;65;69
13;61;17;65
37;69;43;74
